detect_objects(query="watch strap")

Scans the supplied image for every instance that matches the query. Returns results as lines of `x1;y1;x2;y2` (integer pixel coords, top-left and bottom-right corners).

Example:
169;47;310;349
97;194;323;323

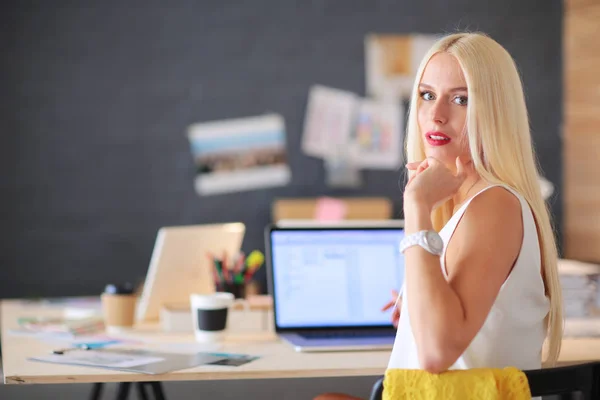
399;230;443;256
399;231;425;254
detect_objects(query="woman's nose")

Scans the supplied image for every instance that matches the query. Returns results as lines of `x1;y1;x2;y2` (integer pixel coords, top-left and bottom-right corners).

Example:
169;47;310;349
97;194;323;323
431;102;448;125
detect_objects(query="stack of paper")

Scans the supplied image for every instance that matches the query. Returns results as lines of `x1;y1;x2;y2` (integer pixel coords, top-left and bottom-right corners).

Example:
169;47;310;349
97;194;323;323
15;316;105;339
559;259;600;337
561;275;597;318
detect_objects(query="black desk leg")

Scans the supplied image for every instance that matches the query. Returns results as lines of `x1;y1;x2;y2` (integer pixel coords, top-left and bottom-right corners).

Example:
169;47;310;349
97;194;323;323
90;383;104;400
115;382;131;400
136;382;149;400
591;365;600;400
150;382;166;400
90;381;166;400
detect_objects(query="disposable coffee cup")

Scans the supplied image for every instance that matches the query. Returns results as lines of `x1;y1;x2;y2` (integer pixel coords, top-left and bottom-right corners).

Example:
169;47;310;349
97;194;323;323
101;283;136;334
190;292;234;342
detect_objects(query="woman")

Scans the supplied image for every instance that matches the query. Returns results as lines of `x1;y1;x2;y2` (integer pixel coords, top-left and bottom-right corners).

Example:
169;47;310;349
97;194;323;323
315;31;562;400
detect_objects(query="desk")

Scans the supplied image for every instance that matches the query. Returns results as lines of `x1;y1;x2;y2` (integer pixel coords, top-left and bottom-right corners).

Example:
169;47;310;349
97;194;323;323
3;297;600;386
1;298;390;385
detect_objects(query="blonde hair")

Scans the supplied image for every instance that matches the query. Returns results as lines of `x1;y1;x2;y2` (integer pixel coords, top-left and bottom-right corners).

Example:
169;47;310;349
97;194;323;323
405;32;563;366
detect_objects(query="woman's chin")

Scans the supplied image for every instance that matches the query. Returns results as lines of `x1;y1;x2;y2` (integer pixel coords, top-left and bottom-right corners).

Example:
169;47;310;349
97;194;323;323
425;149;458;167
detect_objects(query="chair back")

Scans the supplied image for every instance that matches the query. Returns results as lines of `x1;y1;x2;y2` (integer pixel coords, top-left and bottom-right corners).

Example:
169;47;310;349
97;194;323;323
368;362;600;400
525;362;600;398
368;377;384;400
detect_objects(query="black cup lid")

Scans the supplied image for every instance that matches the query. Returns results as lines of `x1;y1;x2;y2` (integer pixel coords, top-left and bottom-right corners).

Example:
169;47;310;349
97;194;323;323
104;283;134;295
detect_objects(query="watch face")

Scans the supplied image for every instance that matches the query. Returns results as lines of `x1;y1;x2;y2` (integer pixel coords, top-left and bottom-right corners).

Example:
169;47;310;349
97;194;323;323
425;231;444;252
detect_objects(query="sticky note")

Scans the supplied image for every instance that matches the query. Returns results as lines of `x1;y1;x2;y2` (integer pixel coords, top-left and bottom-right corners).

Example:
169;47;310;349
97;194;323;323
314;197;347;221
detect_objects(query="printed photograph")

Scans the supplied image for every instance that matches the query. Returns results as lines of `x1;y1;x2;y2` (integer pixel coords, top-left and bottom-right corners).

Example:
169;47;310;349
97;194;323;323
187;114;291;196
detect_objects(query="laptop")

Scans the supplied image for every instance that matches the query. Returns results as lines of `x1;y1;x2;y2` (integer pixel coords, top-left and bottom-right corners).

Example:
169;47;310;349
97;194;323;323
265;223;405;352
135;223;245;322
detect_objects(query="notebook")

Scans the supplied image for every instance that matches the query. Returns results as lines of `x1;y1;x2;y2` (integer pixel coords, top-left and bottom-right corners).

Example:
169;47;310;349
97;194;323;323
265;223;405;352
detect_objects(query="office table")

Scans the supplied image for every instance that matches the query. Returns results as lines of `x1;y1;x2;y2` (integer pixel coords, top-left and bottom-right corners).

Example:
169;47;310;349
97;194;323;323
3;298;600;394
0;297;391;386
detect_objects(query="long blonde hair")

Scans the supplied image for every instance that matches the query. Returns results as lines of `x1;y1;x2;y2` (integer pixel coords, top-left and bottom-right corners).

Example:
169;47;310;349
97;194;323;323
405;32;563;366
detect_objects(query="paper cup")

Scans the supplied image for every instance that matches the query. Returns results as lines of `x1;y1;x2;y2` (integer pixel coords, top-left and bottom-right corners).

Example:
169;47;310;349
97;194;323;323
101;293;136;333
190;292;235;342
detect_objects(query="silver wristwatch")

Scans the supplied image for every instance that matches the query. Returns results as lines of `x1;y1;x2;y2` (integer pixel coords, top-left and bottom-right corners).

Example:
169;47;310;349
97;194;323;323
399;230;444;256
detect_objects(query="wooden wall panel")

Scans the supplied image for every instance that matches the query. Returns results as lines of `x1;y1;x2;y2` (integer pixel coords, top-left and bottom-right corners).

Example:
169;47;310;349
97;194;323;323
565;0;599;9
563;1;600;261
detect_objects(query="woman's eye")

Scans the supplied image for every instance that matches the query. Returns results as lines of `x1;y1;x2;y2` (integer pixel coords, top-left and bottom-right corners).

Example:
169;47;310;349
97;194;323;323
420;91;435;101
453;96;468;106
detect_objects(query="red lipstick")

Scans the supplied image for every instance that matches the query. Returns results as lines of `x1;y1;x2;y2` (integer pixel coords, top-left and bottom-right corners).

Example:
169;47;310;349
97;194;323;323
425;131;451;146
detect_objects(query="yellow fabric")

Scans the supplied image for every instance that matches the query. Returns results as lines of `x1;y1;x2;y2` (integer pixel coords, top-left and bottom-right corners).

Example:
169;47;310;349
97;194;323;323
383;367;531;400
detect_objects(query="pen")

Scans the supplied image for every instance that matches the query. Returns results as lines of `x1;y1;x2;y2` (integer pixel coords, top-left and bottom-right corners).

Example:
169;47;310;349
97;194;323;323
226;252;246;285
221;251;229;284
206;252;223;287
233;252;245;277
52;342;115;355
244;264;260;283
241;250;264;282
211;263;220;287
52;347;86;355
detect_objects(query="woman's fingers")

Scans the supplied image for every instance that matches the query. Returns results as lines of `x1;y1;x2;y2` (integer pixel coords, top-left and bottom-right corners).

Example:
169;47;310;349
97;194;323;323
392;307;400;328
405;161;421;170
406;159;429;171
381;290;400;311
381;299;395;311
406;159;429;187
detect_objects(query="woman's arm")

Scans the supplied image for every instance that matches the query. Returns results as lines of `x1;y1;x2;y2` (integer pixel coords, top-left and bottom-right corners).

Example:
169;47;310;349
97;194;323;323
404;187;522;373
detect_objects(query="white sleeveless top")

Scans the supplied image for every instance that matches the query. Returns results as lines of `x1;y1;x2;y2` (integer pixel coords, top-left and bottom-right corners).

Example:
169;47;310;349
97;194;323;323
387;184;550;371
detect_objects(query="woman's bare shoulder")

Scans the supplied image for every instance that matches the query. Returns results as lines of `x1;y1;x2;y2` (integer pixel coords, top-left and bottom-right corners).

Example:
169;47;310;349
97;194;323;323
448;186;523;267
467;185;522;221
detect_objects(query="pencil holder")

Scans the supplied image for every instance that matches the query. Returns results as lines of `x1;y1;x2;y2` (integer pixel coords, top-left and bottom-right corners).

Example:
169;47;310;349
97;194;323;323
217;282;246;299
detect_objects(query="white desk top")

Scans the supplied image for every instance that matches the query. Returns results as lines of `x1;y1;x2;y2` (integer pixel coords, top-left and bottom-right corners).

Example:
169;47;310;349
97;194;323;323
2;297;600;385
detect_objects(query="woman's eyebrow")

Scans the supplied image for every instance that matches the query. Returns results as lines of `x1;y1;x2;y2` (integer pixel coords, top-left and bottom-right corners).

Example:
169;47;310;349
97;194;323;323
419;83;468;92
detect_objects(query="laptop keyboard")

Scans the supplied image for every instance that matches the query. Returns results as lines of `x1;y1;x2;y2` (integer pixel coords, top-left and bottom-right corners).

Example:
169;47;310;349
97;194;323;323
299;329;396;340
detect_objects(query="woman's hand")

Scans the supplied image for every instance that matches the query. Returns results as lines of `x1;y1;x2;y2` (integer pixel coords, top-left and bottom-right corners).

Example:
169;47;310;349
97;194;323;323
406;158;431;180
404;156;467;212
381;290;401;328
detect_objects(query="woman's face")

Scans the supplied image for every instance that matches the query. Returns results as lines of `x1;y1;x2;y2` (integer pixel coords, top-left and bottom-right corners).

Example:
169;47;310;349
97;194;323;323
417;52;470;168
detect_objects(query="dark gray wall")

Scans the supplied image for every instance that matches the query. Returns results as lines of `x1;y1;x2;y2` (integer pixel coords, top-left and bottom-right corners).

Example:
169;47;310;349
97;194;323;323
1;1;563;298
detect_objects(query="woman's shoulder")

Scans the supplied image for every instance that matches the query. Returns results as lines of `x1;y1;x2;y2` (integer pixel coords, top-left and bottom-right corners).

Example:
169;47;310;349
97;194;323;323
444;185;524;279
461;185;522;233
472;184;522;210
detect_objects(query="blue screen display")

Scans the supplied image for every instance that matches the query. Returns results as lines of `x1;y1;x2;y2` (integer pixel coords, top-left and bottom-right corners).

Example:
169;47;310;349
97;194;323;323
270;229;405;328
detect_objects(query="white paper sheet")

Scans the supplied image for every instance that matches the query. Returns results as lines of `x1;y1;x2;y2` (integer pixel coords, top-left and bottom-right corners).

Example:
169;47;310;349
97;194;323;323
155;342;221;354
351;99;403;169
31;350;164;368
301;85;357;158
30;349;228;374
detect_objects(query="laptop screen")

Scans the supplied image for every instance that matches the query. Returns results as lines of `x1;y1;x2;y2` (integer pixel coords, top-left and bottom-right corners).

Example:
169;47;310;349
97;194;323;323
268;227;405;329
